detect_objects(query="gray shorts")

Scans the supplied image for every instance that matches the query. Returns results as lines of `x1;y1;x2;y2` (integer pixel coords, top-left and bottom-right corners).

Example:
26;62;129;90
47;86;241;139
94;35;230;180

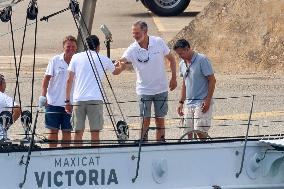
72;100;104;132
138;92;168;118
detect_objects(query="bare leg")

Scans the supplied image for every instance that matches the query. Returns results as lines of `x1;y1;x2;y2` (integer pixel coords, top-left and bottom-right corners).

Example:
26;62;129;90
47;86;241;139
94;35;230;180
197;132;208;140
61;131;71;147
48;129;59;148
91;131;100;146
74;130;84;147
187;133;193;140
141;118;150;140
155;118;165;141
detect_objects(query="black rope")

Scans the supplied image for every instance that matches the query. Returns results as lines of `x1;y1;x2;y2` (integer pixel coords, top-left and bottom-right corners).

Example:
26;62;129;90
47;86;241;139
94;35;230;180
5;94;276;108
30;15;37;119
8;9;18;117
19;110;39;188
236;95;255;178
19;1;39;187
77;9;126;121
12;16;28;114
132;99;146;183
70;7;118;137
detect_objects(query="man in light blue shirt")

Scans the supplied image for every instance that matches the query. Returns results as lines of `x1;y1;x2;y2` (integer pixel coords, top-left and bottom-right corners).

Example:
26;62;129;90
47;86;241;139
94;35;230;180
174;39;216;139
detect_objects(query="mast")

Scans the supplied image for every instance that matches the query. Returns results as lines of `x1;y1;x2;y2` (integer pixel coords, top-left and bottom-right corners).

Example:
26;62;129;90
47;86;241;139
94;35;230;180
77;0;97;52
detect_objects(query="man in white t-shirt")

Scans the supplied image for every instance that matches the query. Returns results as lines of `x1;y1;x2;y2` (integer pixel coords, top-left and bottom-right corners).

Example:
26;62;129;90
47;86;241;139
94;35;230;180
117;21;177;142
65;35;125;146
0;74;21;139
39;36;77;148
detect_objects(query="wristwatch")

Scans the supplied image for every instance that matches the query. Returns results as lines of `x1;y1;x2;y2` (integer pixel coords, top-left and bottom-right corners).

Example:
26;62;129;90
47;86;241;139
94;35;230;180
65;99;70;103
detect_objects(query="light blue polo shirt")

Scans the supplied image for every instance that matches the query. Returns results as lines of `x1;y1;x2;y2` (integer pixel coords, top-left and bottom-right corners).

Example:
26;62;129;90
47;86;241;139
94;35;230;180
179;52;214;106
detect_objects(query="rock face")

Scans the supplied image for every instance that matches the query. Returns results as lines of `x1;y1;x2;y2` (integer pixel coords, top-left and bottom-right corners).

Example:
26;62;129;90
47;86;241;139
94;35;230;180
169;0;284;73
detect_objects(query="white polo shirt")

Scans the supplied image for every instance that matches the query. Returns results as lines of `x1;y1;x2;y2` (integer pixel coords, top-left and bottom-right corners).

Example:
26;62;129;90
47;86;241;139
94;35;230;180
122;36;170;95
45;53;70;107
0;92;16;113
68;51;115;102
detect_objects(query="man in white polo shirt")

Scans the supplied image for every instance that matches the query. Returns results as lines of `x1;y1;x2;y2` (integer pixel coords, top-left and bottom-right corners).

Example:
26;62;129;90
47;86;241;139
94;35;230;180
117;20;177;142
39;35;77;148
65;35;125;146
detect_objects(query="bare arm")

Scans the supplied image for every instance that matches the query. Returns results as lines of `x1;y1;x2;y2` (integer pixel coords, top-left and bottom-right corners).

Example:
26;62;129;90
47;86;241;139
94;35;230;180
112;61;126;75
165;53;177;91
165;53;177;78
206;74;216;101
65;71;74;113
177;80;186;116
41;75;51;96
180;80;186;103
202;74;216;113
66;71;74;101
12;106;21;123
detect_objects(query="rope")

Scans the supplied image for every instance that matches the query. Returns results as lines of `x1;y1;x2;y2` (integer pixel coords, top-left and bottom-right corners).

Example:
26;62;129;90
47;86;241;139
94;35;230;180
12;16;28;113
236;95;255;178
30;15;37;119
18;1;39;187
8;9;18;116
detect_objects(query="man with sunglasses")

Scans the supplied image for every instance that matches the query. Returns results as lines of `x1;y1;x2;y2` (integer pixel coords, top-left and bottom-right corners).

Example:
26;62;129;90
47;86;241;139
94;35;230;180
117;21;177;142
174;39;216;139
0;74;21;139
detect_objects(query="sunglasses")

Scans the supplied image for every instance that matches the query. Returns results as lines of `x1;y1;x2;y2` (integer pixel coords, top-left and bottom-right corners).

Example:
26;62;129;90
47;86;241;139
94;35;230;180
137;49;149;63
184;65;190;79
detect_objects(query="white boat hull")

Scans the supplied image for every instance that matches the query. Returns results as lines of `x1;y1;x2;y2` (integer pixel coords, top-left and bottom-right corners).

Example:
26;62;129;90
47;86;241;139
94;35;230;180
0;140;283;189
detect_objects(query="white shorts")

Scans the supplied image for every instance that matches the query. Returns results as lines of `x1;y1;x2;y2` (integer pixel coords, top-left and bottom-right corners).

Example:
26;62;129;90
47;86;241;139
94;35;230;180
183;102;214;134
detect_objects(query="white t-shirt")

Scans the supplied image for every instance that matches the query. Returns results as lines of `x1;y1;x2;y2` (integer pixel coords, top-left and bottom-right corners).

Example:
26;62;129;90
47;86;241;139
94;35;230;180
0;92;16;113
68;50;115;102
122;36;170;95
46;53;71;107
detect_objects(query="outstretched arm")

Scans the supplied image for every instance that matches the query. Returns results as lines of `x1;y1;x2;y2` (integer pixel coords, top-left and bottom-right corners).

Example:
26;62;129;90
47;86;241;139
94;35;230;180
112;61;126;75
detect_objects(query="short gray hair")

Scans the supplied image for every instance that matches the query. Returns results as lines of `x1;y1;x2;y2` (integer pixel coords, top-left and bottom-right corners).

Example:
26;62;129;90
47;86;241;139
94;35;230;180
133;20;148;31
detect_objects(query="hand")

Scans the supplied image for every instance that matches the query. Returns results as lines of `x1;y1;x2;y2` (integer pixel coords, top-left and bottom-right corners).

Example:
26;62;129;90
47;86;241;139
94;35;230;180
201;98;211;113
65;102;72;114
38;96;47;109
169;77;177;91
119;61;126;70
177;103;184;116
114;60;120;67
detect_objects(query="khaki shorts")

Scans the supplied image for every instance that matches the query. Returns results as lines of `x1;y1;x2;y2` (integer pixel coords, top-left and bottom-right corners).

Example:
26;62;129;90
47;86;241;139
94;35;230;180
72;100;104;132
183;102;214;134
138;92;168;118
